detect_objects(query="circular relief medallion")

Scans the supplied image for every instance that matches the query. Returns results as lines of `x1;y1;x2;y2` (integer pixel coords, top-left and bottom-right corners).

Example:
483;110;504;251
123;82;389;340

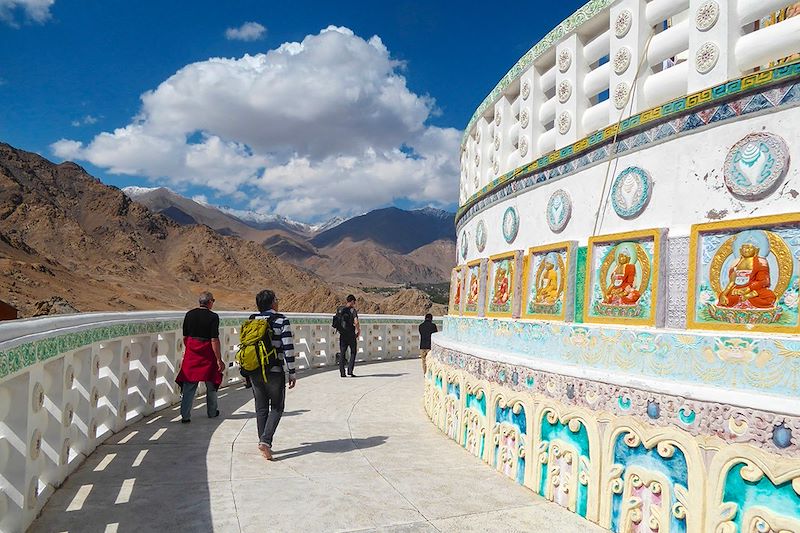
547;190;572;233
460;231;468;260
475;220;487;253
615;9;633;38
475;129;481;143
613;47;632;75
474;153;480;167
611;166;653;219
495;113;502;126
557;80;572;104
558;49;572;73
521;80;531;100
695;41;720;74
557;111;572;134
472;174;479;188
724;132;791;200
696;0;720;31
519;136;529;157
613;82;630;110
502;207;520;244
520;109;529;128
492;160;500;175
494;134;501;151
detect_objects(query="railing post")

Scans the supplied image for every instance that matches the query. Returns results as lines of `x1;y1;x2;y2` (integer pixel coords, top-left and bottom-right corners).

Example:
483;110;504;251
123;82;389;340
688;0;742;92
609;0;651;121
555;34;591;148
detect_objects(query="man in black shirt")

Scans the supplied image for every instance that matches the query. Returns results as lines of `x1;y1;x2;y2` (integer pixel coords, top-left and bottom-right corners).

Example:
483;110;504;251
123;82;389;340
336;294;360;377
418;313;437;373
176;291;225;423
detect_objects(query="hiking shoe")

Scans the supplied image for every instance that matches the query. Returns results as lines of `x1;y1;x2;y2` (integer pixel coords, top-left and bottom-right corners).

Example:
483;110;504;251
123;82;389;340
181;419;191;424
258;442;273;460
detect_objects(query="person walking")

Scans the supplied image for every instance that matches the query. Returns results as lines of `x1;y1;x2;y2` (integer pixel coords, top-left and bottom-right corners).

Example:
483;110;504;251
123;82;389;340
245;289;297;460
418;313;438;373
334;294;360;377
176;291;225;423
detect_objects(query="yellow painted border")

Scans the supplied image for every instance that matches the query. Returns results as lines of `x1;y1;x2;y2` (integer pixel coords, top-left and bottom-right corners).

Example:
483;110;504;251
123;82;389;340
485;251;517;318
463;259;483;317
686;212;800;334
521;241;573;321
583;228;662;326
448;266;466;316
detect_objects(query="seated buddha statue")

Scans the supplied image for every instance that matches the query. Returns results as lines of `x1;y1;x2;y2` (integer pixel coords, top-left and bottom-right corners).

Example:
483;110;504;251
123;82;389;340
468;274;480;304
603;251;641;305
718;238;776;309
493;266;510;305
535;257;559;304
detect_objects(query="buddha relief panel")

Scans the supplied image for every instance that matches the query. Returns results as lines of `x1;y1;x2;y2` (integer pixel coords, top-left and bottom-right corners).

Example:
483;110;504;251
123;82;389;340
464;260;483;316
449;266;465;316
523;241;577;321
688;214;800;333
487;251;522;318
584;229;665;326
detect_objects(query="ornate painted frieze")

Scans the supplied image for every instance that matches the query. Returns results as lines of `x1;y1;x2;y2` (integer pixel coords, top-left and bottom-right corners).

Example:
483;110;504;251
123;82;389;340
584;229;664;326
687;214;800;334
610;166;652;219
546;189;573;233
522;241;578;321
502;206;519;244
723;132;791;200
457;62;800;230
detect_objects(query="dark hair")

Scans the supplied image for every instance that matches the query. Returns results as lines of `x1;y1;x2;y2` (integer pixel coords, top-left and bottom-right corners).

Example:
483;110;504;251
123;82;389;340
346;294;356;303
256;290;276;313
425;313;433;321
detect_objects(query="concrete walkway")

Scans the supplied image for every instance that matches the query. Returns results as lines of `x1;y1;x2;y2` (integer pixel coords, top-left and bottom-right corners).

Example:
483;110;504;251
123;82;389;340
30;359;605;533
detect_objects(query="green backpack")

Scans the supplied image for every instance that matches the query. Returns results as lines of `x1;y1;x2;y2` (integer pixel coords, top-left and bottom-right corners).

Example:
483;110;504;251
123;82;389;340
236;315;278;381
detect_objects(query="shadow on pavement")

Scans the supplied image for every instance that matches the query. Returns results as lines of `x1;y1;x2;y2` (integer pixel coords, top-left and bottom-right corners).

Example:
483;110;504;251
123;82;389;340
273;435;388;460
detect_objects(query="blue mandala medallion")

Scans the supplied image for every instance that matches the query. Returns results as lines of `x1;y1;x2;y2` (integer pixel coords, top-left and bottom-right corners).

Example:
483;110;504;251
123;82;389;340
546;190;572;233
502;207;519;244
475;220;487;253
724;132;790;200
611;167;652;219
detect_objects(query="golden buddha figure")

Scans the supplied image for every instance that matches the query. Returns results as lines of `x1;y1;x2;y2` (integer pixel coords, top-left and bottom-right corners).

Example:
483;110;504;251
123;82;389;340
492;263;510;306
717;231;776;309
535;253;560;304
467;270;480;304
603;249;641;306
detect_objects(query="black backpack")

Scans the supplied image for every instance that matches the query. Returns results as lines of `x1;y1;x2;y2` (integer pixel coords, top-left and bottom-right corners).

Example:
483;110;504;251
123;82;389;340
332;306;352;333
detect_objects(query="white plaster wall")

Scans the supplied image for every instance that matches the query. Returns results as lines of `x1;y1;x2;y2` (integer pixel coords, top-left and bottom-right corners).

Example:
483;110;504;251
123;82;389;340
459;105;800;264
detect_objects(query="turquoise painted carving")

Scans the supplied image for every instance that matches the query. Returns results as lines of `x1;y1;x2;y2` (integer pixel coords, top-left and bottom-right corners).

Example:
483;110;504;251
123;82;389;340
547;189;572;233
539;412;591;517
720;462;800;532
475;219;487;252
502;206;519;244
610;167;652;219
723;132;790;200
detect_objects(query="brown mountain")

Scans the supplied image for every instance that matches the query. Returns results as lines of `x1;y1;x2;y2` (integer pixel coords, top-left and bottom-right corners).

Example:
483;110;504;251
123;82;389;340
0;143;444;317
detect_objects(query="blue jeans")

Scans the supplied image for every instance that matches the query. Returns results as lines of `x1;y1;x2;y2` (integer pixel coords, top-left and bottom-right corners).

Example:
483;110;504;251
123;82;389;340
180;381;218;420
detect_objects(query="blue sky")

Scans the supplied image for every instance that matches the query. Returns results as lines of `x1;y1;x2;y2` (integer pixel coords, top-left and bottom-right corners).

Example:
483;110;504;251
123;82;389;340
0;0;579;222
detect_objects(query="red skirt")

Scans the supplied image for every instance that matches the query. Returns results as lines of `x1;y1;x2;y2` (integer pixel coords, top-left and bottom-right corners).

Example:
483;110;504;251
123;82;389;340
176;337;223;390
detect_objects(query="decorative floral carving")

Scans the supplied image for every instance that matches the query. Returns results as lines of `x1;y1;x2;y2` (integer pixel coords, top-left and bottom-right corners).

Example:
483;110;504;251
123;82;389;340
695;41;720;74
557;111;572;134
520;109;529;128
492;160;500;175
494;134;501;151
521;80;531;101
558;48;572;73
613;47;632;75
475;129;481;144
696;0;720;31
474;153;480;168
519;136;529;157
611;166;652;219
502;206;519;244
615;9;633;38
613;82;630;110
723;132;791;200
495;112;502;126
547;189;572;233
557;80;572;104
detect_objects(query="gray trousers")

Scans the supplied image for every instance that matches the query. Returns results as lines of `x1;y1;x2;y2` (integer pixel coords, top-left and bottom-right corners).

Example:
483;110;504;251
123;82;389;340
250;370;286;447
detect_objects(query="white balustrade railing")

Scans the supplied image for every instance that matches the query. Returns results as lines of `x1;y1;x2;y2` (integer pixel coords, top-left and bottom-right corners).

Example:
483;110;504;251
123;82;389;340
459;0;800;203
0;312;438;533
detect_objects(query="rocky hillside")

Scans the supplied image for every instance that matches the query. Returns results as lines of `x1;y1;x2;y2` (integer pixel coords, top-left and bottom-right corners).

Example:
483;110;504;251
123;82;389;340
0;143;445;317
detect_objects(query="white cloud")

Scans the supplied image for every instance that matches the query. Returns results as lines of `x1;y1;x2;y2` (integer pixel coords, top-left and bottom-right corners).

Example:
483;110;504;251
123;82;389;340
225;21;266;41
0;0;54;26
51;26;459;222
71;114;99;127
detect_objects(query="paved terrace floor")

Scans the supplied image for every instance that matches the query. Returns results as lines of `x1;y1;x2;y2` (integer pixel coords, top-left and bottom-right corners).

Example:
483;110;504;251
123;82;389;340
30;359;605;533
